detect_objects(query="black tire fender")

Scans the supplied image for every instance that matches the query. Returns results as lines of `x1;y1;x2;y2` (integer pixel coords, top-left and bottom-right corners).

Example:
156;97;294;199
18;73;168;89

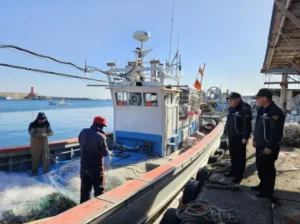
196;169;210;183
181;179;202;204
159;208;181;224
220;139;229;150
208;154;221;164
214;148;225;157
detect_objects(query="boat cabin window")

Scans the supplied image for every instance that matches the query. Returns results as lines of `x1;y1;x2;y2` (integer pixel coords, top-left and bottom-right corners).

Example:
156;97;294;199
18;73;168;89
143;93;158;107
128;92;142;106
115;92;128;106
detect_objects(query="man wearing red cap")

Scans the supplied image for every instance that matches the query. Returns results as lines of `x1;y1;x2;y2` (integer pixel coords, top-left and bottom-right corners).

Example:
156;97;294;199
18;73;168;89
78;116;111;203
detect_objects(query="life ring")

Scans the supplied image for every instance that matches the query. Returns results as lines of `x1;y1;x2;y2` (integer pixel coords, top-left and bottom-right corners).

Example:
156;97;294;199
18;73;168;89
129;93;140;105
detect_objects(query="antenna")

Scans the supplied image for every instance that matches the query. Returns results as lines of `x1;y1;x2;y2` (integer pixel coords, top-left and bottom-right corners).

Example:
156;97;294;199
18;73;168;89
177;31;180;52
168;0;175;63
84;59;87;78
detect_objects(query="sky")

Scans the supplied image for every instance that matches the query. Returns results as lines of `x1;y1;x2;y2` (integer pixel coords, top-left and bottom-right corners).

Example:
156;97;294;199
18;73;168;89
0;0;274;99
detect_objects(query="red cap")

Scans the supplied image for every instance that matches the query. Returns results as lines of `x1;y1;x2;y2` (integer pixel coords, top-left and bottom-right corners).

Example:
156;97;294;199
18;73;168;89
93;116;107;127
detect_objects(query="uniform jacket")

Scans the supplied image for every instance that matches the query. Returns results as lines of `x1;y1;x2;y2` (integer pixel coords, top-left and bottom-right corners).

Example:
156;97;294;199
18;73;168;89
254;102;285;152
79;124;109;174
224;101;252;140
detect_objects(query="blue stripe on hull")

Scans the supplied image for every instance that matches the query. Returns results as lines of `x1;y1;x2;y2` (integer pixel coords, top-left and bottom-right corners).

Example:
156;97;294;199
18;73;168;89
115;131;163;157
116;121;198;157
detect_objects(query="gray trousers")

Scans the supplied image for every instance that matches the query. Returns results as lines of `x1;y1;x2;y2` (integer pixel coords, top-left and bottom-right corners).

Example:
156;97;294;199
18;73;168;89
30;137;50;175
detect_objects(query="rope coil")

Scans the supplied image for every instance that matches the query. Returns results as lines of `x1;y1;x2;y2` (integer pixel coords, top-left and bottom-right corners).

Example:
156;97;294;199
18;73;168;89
176;200;240;224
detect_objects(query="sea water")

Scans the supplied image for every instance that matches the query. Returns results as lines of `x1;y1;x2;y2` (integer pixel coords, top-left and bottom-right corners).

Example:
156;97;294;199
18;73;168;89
0;100;113;148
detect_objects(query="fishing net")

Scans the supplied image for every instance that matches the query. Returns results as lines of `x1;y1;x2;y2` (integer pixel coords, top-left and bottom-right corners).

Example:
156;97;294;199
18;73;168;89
283;123;300;146
0;191;76;223
0;157;125;223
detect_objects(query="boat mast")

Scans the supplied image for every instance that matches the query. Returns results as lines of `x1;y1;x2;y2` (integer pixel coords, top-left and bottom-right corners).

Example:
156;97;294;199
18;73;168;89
168;0;175;63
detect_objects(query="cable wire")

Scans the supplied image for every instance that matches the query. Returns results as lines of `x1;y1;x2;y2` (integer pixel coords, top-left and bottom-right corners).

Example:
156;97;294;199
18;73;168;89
0;63;108;83
0;43;113;76
0;44;85;72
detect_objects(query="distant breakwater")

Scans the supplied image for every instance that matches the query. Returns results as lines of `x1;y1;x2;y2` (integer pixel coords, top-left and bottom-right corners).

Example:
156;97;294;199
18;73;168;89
0;92;93;100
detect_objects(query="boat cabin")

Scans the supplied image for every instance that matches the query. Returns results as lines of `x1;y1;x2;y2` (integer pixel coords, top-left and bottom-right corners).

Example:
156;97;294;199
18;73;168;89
106;31;201;157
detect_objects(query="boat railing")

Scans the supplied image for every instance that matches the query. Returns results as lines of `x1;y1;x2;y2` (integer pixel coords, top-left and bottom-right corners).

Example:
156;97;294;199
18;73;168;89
107;67;179;86
0;133;113;172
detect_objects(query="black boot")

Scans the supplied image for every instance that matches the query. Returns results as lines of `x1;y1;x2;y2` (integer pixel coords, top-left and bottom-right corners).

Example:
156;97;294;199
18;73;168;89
256;191;272;199
232;176;243;184
224;172;235;177
251;184;261;192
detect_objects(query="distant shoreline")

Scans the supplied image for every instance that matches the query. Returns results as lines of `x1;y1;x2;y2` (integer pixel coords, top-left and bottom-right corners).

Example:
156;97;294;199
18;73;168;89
0;92;111;101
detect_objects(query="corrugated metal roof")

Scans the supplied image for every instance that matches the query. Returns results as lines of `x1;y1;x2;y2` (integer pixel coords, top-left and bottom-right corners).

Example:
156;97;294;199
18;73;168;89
261;0;300;74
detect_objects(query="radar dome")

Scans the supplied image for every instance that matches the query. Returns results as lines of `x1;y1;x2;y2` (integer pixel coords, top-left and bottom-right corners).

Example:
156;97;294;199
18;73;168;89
133;31;150;42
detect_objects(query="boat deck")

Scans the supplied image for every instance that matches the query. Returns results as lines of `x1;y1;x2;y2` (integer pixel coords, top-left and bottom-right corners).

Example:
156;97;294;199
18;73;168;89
155;139;300;224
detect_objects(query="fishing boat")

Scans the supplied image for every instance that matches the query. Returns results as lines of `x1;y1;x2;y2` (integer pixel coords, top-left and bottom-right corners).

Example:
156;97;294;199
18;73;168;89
0;31;224;223
49;99;68;105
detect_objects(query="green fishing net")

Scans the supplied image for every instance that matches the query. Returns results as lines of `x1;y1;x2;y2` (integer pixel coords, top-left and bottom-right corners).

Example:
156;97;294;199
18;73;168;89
0;192;76;223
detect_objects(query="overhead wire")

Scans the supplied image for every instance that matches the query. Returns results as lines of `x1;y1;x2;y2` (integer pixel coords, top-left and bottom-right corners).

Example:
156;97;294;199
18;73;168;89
0;44;86;72
119;55;136;67
0;42;114;77
0;63;108;83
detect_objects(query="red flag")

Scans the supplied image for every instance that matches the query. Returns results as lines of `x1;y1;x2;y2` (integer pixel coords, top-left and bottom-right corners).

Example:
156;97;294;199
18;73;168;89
199;63;206;76
194;79;201;91
198;67;204;76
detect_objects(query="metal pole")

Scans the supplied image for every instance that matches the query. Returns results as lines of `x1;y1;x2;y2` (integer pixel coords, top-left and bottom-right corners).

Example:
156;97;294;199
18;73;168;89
280;73;288;112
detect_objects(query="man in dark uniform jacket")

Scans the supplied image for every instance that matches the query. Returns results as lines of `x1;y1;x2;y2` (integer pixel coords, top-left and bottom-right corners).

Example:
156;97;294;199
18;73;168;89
224;92;252;183
252;88;285;198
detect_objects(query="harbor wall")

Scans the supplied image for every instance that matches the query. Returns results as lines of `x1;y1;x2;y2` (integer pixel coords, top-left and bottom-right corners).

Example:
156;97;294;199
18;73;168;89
0;92;93;100
0;92;28;99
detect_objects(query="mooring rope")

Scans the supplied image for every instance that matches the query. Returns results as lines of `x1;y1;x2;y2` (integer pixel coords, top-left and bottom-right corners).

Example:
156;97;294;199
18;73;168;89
176;200;240;224
203;161;231;173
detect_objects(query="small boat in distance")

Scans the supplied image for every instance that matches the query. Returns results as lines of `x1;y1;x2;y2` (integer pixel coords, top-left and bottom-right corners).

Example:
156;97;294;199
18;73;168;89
49;99;68;106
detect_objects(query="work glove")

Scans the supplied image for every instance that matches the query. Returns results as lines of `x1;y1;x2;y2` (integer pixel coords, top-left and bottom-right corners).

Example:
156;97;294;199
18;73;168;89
42;133;47;137
107;150;113;161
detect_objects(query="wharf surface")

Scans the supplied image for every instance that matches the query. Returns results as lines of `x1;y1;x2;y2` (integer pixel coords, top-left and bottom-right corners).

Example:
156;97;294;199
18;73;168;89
155;139;300;224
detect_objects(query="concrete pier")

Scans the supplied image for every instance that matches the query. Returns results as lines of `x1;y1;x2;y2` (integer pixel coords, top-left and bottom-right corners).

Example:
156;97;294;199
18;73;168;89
155;139;300;224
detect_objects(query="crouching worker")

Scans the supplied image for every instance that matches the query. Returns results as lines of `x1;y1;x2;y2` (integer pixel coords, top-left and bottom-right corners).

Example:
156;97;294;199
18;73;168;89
28;112;53;176
79;116;112;203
